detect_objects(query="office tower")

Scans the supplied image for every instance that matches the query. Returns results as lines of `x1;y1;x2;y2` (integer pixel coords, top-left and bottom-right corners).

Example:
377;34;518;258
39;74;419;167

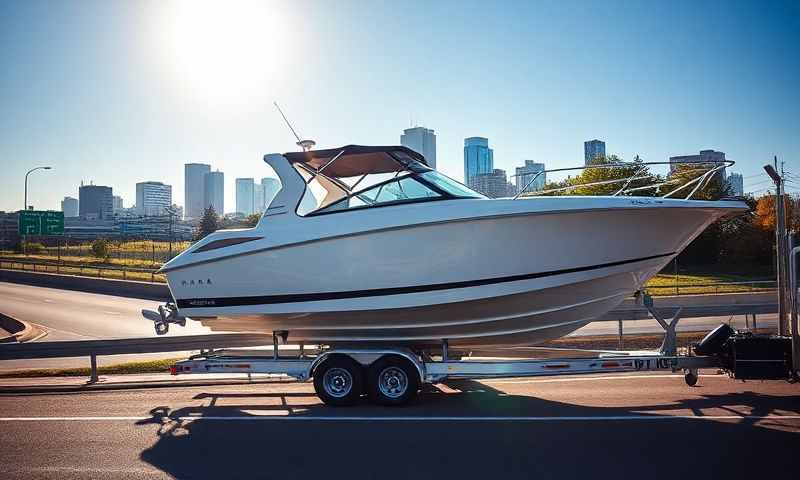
261;177;280;209
78;184;113;220
515;160;546;194
470;169;513;198
184;163;211;219
463;137;494;186
61;197;79;217
727;172;744;196
135;181;172;216
204;170;225;214
584;140;606;165
254;183;265;213
236;178;255;215
401;127;437;169
669;149;727;179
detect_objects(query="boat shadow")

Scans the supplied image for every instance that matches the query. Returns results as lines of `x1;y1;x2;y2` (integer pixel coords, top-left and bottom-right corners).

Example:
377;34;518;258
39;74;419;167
138;381;799;479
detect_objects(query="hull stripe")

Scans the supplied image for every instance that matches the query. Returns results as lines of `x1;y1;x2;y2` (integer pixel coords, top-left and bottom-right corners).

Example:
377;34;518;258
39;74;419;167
176;252;674;309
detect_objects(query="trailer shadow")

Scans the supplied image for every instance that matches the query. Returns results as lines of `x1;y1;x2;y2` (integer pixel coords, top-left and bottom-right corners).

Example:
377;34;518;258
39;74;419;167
139;382;799;479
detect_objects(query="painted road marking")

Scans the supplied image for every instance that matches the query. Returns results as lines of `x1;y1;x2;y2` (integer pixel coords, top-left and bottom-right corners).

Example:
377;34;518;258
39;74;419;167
486;374;719;384
1;415;799;422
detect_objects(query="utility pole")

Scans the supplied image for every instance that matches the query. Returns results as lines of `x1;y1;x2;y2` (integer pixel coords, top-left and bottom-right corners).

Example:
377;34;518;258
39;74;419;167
764;159;788;335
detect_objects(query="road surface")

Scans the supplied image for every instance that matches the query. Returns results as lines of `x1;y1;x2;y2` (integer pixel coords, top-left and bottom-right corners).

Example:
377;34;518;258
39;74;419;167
0;281;779;371
0;372;796;479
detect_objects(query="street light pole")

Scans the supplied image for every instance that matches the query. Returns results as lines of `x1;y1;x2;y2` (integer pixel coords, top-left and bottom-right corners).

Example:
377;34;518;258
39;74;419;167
22;166;52;255
764;160;788;335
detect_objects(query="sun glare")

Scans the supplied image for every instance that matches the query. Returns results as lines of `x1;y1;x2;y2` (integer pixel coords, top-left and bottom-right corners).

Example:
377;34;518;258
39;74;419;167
159;0;291;105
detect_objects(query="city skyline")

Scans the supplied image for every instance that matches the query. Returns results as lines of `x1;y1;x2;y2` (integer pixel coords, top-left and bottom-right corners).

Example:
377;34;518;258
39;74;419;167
1;1;798;212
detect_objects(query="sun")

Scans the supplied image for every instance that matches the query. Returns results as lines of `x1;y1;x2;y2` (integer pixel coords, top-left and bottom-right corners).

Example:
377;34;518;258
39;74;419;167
158;0;291;105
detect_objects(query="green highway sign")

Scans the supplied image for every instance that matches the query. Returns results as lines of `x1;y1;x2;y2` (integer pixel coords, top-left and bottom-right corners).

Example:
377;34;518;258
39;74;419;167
18;210;64;235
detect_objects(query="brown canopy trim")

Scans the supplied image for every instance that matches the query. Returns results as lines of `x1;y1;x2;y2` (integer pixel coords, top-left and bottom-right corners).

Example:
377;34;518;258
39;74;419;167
284;145;428;178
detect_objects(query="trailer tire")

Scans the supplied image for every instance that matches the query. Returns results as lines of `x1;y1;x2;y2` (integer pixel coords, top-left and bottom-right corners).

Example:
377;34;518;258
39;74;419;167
367;355;420;406
313;355;364;406
684;369;699;387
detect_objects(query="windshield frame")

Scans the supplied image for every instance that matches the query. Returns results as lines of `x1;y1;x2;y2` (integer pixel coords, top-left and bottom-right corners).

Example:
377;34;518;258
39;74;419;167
305;171;475;217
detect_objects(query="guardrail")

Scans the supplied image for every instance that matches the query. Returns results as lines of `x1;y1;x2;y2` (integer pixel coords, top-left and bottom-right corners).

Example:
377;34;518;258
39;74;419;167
0;257;164;283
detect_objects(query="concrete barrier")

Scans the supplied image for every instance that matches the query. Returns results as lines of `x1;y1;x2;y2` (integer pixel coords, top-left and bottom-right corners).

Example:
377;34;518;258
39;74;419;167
0;313;42;343
0;268;170;301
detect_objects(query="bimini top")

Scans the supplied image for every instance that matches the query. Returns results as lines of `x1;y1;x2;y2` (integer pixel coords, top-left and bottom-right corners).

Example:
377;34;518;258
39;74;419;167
283;145;428;178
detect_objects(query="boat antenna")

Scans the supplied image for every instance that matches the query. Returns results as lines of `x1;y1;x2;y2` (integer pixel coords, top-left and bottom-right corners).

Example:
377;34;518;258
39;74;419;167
273;101;316;152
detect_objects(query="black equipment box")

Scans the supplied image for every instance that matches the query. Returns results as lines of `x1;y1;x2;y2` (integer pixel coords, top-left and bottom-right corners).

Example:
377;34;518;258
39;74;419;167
730;335;792;380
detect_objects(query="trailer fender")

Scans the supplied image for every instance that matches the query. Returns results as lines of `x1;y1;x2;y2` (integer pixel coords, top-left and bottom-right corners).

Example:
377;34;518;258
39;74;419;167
307;349;425;385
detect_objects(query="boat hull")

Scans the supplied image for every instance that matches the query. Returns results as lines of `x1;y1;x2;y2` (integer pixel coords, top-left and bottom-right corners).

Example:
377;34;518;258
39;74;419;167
165;199;741;347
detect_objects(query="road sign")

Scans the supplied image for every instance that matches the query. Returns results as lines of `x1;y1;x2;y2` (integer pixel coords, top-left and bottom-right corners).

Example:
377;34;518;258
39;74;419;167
18;210;64;235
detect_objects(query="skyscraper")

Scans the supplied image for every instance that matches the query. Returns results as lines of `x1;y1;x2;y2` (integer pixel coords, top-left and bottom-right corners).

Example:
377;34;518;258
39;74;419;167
184;163;211;220
204;170;224;214
400;127;437;169
135;181;172;216
236;178;255;215
112;196;124;213
515;160;546;194
254;183;265;214
584;140;606;165
463;137;494;186
78;184;113;220
61;197;78;217
727;172;744;196
261;177;280;209
470;169;514;198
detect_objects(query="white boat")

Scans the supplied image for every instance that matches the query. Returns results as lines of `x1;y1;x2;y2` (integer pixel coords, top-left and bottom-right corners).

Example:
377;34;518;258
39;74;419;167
157;145;746;348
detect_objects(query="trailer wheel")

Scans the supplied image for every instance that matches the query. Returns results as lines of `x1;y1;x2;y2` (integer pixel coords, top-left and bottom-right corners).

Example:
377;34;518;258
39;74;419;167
684;369;699;387
367;355;420;406
313;355;364;406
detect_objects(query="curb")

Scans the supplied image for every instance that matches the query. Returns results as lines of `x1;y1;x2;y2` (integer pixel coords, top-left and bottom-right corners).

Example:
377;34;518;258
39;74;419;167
0;313;46;343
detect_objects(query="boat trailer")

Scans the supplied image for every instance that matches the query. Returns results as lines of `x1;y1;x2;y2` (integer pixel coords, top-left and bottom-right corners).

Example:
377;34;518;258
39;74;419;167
167;294;796;406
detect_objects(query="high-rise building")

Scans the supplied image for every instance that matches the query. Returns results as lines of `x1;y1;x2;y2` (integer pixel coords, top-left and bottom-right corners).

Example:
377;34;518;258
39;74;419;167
261;177;280;209
669;149;727;179
470;169;514;198
78;184;113;220
236;178;255;215
401;127;437;169
254;183;265;213
584;140;606;165
464;137;494;185
728;172;744;196
61;197;79;217
204;170;224;214
515;161;546;194
184;163;211;220
135;181;172;216
112;196;124;213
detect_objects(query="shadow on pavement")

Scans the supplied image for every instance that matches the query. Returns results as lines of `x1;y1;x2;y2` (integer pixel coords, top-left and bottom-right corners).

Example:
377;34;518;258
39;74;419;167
138;384;799;479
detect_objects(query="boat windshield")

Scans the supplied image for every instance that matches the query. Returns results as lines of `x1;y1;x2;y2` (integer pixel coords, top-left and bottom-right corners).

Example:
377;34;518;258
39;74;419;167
418;171;486;199
314;174;442;214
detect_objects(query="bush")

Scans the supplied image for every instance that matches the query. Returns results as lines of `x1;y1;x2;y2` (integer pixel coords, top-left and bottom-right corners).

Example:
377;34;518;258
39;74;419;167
91;238;110;259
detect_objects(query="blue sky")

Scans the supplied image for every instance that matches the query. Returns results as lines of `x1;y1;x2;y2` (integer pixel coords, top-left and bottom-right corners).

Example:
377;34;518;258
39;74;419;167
1;0;798;212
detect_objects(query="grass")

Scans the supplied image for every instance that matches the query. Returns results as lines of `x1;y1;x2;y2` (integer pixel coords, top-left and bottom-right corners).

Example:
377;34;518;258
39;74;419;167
0;358;181;378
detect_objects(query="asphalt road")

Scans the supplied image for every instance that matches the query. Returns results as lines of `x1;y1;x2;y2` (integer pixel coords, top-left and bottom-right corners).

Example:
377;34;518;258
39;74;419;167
0;372;797;479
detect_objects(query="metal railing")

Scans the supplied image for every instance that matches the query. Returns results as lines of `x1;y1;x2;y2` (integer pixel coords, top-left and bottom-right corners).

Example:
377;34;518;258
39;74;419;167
513;159;735;199
0;258;163;283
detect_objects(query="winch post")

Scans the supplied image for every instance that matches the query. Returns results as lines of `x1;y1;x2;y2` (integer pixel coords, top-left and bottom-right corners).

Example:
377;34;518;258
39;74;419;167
642;293;682;356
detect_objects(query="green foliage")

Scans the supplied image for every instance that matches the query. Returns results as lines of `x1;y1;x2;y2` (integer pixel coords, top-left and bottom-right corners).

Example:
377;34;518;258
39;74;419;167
91;238;110;259
667;164;731;200
539;155;661;197
196;206;220;240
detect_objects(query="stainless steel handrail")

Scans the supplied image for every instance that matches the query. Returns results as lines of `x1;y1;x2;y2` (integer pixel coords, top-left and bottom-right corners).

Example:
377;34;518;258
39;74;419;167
512;160;735;200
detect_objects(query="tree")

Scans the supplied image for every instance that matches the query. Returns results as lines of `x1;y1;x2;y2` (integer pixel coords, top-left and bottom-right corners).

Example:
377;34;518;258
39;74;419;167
196;206;220;240
666;164;730;201
244;213;261;228
91;238;109;260
754;194;795;233
539;155;660;197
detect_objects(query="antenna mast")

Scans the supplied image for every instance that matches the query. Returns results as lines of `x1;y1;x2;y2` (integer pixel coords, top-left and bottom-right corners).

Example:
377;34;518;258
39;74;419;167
273;102;316;152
